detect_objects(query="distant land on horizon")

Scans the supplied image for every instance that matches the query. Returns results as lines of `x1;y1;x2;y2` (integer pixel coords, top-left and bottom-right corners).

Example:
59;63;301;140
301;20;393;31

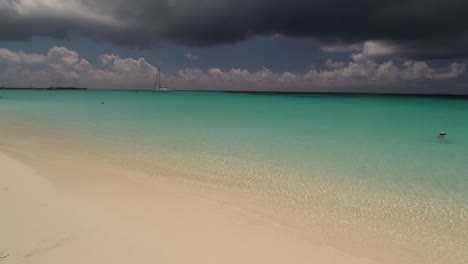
0;87;88;91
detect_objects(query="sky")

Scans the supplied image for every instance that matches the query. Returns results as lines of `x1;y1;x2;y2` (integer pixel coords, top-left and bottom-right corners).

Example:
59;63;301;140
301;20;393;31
0;0;468;93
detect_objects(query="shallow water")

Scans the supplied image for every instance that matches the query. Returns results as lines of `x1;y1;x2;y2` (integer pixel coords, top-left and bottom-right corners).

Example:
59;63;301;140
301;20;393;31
1;90;467;262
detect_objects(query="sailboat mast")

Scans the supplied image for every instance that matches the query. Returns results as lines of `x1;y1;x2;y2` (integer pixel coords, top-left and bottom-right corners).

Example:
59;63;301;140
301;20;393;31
158;67;161;89
152;67;168;91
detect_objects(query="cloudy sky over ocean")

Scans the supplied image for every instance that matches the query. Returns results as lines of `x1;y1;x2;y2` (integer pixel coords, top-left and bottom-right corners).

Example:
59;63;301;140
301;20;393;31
0;0;467;93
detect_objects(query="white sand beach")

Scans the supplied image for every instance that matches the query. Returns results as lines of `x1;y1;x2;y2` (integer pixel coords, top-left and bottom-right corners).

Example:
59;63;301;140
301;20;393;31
0;141;381;264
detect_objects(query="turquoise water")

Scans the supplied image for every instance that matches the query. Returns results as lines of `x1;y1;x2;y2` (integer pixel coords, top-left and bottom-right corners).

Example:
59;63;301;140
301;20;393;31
1;90;467;193
1;90;468;261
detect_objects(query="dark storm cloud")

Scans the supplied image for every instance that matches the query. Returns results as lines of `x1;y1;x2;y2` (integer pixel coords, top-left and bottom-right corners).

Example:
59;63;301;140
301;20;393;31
2;0;468;59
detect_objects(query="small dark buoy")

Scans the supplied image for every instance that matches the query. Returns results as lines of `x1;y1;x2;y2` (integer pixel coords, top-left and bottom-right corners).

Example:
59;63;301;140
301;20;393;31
439;131;446;137
101;102;104;105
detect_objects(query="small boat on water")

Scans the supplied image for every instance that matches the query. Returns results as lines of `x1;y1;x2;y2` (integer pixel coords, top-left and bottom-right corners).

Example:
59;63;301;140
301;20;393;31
48;79;57;90
153;67;169;92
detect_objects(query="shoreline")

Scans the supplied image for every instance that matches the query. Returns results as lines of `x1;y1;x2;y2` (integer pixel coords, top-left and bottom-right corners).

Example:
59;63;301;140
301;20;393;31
0;143;381;264
0;116;466;263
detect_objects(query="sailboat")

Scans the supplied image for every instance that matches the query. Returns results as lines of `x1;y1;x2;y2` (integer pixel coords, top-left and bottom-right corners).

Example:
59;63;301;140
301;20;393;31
152;67;169;92
48;79;56;90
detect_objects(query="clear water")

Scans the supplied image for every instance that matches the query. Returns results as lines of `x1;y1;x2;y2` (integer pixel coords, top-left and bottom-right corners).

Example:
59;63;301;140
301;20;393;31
1;90;467;262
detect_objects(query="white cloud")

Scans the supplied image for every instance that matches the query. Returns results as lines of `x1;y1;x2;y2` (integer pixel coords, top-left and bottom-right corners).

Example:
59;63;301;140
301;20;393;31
0;47;157;89
170;59;465;91
324;59;346;69
351;41;397;61
10;0;123;28
0;48;47;64
0;46;465;92
433;63;466;80
323;41;397;61
185;52;199;61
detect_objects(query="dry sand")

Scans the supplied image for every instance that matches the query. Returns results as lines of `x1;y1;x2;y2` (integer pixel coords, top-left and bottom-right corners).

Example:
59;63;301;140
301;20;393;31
0;145;382;264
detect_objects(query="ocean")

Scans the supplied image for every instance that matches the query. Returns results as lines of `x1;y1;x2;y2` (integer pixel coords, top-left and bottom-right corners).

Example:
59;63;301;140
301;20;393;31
1;90;467;262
